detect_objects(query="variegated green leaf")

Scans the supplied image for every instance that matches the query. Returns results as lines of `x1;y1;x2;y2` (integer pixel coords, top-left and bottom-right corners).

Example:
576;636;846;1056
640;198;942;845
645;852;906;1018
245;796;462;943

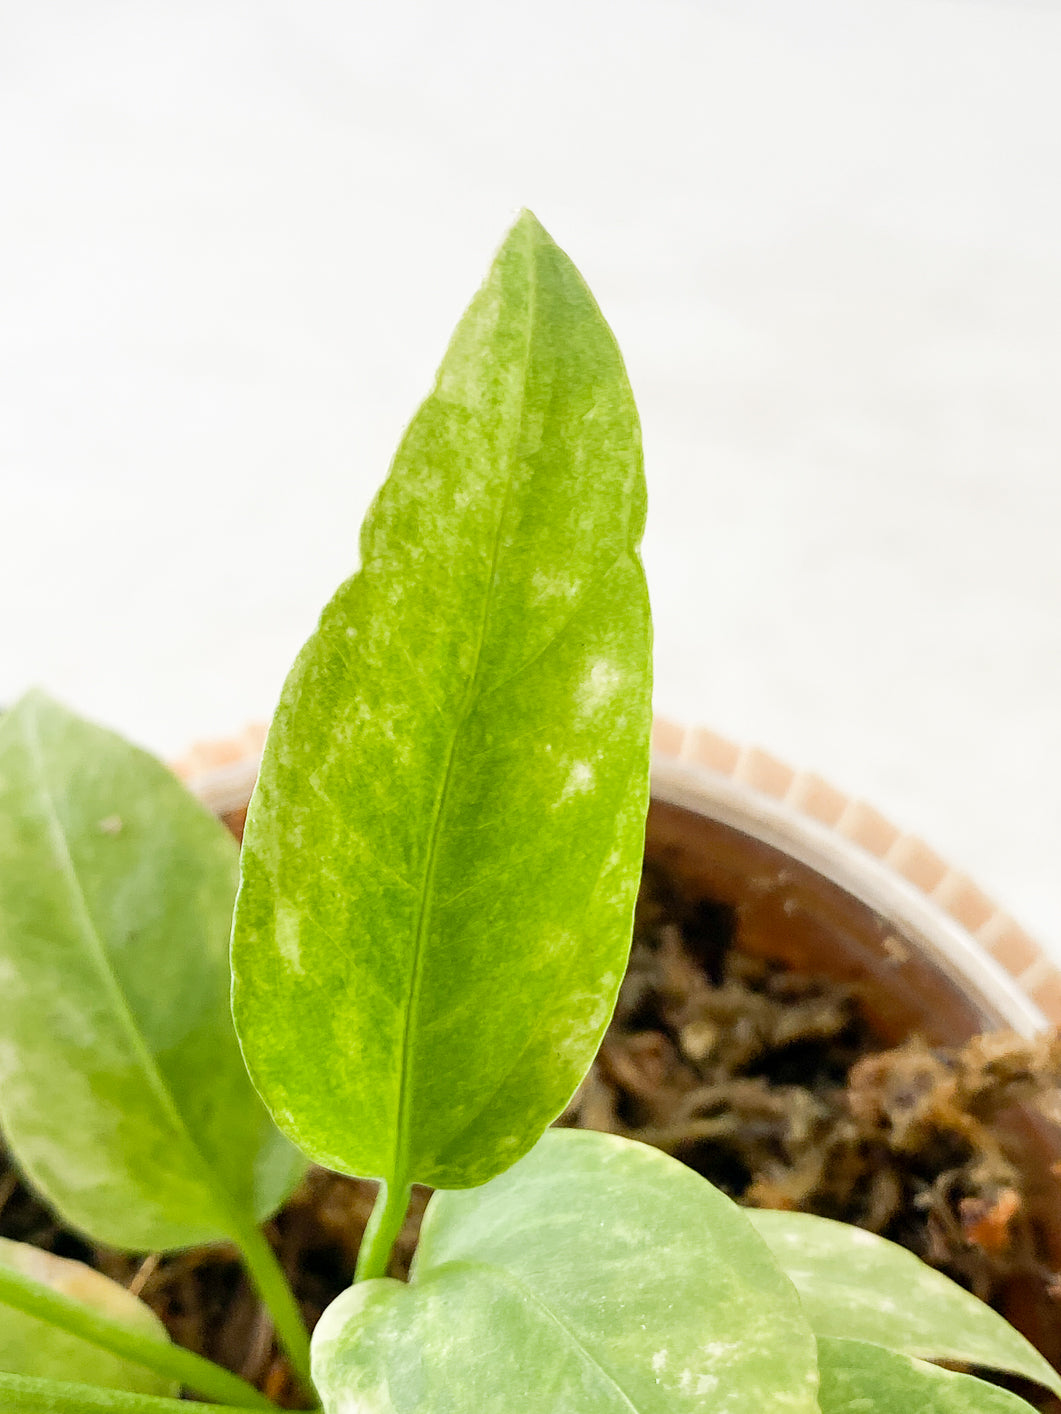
817;1337;1039;1414
0;1238;174;1396
311;1130;821;1413
749;1208;1060;1398
0;692;306;1251
232;211;652;1197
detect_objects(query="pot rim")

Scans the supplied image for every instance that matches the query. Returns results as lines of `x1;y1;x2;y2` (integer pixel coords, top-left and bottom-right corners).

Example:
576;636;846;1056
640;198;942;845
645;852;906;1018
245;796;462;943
651;752;1046;1039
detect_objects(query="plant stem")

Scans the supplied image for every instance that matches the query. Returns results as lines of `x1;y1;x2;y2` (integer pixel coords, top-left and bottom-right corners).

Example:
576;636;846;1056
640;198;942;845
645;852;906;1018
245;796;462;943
0;1371;275;1414
232;1221;314;1397
0;1264;273;1408
354;1181;411;1283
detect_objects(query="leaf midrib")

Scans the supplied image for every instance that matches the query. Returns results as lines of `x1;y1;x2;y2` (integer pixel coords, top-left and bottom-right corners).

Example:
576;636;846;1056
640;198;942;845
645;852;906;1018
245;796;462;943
434;1259;643;1414
21;708;240;1241
390;250;539;1192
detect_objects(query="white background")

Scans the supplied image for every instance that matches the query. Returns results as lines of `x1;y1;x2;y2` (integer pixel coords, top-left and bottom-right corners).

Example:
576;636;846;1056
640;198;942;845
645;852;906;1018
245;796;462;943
2;0;1059;954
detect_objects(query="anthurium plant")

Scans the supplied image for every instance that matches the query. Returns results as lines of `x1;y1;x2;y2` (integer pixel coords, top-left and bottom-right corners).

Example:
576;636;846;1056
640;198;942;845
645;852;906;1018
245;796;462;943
0;213;1056;1414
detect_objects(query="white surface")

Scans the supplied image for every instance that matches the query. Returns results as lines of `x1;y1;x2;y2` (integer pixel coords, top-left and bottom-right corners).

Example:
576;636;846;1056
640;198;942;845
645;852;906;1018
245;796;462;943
2;1;1059;954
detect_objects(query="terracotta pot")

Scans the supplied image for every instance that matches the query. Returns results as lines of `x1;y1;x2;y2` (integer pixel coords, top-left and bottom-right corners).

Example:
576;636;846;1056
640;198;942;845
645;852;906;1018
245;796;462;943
179;717;1061;1368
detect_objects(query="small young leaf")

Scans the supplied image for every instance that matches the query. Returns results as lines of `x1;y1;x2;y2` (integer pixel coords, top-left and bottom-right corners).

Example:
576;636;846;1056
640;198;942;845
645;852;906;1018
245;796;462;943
232;211;652;1192
311;1130;820;1413
0;1238;275;1407
0;1239;175;1396
0;692;306;1251
748;1209;1061;1398
816;1337;1039;1414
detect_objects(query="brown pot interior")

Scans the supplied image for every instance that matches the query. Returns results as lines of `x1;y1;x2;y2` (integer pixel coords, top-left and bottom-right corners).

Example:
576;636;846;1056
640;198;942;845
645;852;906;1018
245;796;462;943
645;797;1061;1372
645;799;988;1046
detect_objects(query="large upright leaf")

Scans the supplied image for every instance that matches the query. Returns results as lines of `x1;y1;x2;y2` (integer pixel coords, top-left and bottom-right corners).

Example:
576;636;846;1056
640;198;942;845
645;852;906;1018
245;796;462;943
0;1239;175;1397
232;211;653;1190
816;1338;1038;1414
311;1130;821;1413
0;692;306;1250
748;1209;1061;1397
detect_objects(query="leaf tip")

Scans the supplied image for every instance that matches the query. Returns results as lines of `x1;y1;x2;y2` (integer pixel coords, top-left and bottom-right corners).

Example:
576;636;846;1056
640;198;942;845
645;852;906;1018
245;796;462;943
0;686;55;744
507;206;553;250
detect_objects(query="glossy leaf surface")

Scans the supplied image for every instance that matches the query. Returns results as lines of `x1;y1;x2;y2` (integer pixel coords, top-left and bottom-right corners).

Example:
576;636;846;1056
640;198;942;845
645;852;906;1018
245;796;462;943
0;693;306;1250
232;211;653;1190
311;1130;820;1413
816;1337;1038;1414
749;1208;1061;1397
0;1238;174;1396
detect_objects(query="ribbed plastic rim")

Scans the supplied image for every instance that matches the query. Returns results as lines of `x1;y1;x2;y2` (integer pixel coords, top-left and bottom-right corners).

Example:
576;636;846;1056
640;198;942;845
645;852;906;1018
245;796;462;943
647;719;1056;1033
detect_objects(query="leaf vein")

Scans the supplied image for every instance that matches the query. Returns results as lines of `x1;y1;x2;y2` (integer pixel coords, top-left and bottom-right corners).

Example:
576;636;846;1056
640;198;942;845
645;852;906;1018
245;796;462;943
440;1260;643;1414
475;549;631;704
391;249;540;1190
19;710;243;1241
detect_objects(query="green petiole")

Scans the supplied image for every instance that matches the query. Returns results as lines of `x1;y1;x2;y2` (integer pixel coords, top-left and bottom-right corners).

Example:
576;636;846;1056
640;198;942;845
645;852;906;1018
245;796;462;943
0;1371;296;1414
353;1181;411;1283
232;1218;314;1395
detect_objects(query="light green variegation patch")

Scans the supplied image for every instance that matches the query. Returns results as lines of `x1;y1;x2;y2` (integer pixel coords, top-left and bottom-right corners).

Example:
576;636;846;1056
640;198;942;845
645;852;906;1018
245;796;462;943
748;1208;1061;1397
0;1239;175;1396
0;692;306;1253
232;212;652;1211
312;1130;821;1414
816;1337;1039;1414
